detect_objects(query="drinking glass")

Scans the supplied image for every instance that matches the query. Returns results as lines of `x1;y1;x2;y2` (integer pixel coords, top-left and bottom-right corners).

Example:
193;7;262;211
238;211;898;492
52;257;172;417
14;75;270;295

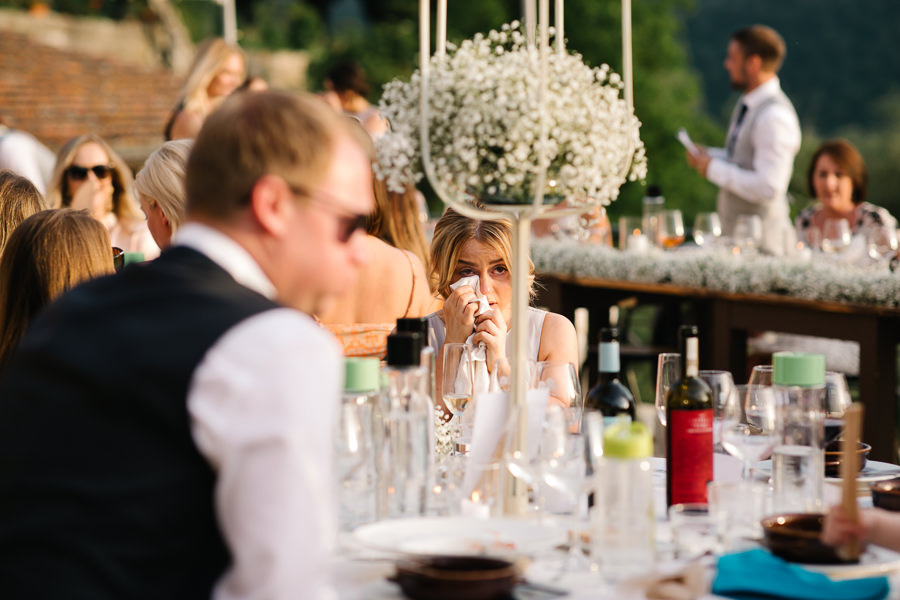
719;384;777;480
748;364;773;386
823;371;852;443
693;212;722;247
733;214;763;253
867;226;899;261
655;353;681;427
441;343;474;453
535;361;583;432
699;370;737;450
821;218;851;254
660;209;685;249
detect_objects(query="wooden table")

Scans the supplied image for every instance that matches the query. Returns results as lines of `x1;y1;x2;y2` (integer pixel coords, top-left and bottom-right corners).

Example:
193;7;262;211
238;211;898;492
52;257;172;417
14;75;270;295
536;273;900;463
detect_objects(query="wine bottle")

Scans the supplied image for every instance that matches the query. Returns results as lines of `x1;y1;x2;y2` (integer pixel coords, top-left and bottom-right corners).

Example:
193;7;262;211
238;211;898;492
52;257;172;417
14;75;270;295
665;325;713;507
585;327;636;424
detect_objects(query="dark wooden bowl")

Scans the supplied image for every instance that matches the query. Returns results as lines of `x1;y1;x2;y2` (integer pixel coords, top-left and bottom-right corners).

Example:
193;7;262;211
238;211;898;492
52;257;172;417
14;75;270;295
392;556;519;600
761;513;858;565
824;440;871;478
872;477;900;511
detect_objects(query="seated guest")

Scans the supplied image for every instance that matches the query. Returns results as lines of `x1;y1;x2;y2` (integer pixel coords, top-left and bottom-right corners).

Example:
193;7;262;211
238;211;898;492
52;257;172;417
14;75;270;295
320;150;435;358
47;133;160;259
822;503;900;554
428;207;578;402
0;91;373;598
0;170;45;257
796;138;897;251
134;139;193;248
0;208;114;367
370;178;431;271
323;60;389;137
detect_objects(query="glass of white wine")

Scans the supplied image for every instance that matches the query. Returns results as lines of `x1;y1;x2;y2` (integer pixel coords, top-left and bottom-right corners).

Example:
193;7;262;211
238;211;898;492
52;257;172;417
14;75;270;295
441;342;474;454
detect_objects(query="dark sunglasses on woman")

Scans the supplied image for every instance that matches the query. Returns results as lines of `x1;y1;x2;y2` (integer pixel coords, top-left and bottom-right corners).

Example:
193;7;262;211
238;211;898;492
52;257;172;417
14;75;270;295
67;164;114;181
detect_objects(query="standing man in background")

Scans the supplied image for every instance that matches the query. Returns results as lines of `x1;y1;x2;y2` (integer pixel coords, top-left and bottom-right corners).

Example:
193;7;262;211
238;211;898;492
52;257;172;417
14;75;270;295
686;25;801;255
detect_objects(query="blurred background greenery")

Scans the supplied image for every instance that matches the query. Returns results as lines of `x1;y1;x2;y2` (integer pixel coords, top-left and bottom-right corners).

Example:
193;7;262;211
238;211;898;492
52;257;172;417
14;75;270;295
8;0;900;227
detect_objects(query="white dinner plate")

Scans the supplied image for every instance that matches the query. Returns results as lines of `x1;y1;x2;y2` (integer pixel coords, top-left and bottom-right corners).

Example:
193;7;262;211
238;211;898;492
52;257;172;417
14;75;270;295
755;459;900;484
800;545;900;580
352;517;568;557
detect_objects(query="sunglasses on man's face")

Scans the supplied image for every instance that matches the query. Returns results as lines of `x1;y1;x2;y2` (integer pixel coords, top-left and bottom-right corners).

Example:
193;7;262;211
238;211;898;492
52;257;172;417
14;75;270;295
66;164;114;181
291;186;369;243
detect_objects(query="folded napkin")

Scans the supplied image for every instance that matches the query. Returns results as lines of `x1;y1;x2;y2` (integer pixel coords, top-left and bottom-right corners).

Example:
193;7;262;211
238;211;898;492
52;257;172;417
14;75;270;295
449;275;492;393
712;549;889;600
621;561;710;600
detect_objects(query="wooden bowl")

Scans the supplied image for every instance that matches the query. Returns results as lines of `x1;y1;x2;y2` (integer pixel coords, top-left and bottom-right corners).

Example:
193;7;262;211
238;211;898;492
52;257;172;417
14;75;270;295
824;440;871;478
761;513;858;565
871;477;900;511
392;555;519;600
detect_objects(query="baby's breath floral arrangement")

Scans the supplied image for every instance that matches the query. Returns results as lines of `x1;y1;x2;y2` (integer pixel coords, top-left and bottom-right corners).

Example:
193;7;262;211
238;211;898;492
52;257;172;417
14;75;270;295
375;21;647;207
433;407;460;458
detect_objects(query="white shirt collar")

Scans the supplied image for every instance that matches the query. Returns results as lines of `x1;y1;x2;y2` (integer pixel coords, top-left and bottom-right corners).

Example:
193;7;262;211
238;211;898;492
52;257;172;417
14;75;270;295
741;76;781;110
172;222;278;300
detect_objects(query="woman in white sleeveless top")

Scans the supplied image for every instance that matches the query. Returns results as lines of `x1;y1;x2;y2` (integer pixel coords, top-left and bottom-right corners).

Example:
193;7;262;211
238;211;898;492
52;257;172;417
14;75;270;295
426;208;578;408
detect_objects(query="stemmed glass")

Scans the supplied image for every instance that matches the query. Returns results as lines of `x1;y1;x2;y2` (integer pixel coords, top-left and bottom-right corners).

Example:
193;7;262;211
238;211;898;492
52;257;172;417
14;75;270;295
720;384;778;480
824;371;853;443
822;218;852;254
699;370;737;451
660;209;686;249
866;227;899;261
748;364;773;387
535;361;583;432
693;212;722;247
733;214;762;253
441;343;474;453
655;352;681;427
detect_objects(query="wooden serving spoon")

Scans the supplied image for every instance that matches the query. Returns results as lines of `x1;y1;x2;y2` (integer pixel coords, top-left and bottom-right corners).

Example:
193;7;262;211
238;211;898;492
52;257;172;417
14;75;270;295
838;403;863;561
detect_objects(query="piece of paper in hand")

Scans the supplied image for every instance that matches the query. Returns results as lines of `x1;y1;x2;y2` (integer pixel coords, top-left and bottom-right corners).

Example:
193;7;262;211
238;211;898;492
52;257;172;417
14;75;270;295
677;127;699;156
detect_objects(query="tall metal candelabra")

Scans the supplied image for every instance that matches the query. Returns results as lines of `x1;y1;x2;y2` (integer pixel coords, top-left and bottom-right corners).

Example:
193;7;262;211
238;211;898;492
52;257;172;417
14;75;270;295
419;0;636;515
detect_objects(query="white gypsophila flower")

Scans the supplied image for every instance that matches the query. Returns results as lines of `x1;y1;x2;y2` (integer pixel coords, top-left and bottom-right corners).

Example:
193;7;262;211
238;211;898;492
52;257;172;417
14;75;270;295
433;407;460;457
375;21;646;209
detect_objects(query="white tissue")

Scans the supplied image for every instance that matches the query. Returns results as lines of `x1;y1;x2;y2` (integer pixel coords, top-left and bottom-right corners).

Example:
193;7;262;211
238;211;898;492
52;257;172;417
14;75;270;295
449;275;492;394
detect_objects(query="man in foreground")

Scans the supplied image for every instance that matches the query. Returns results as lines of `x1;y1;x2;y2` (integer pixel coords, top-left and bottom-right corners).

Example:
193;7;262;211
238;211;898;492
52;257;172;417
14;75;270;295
0;91;372;599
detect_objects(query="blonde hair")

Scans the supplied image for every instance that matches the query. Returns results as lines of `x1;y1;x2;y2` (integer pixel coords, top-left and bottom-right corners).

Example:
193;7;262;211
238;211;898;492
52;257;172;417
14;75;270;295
0;208;114;366
370;178;430;272
429;207;534;300
186;90;354;221
46;134;143;224
134;139;193;235
0;170;46;257
181;38;247;115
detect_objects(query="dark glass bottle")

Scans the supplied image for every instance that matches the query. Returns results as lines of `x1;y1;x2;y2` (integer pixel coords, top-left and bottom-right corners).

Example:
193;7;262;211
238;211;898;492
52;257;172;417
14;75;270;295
665;325;713;507
585;327;636;423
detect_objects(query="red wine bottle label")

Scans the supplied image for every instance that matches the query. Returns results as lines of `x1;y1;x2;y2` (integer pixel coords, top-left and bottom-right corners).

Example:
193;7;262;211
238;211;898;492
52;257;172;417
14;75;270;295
668;408;713;504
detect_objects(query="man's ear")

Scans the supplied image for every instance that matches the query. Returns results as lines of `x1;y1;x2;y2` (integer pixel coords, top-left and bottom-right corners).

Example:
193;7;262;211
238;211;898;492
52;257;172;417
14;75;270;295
248;175;294;237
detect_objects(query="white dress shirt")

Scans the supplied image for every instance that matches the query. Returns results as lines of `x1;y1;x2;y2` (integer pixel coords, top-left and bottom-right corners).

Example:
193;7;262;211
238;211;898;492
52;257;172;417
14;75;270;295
175;223;339;600
706;77;801;206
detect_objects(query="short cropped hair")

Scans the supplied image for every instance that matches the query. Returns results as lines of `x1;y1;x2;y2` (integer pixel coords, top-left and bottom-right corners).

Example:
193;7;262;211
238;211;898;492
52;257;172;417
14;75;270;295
731;25;786;73
807;139;868;205
429;207;534;300
0;170;45;257
134;139;193;234
185;91;351;221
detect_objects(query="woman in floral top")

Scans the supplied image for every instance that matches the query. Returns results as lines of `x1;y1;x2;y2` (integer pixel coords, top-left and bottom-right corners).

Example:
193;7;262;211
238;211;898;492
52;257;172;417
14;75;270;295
795;138;897;252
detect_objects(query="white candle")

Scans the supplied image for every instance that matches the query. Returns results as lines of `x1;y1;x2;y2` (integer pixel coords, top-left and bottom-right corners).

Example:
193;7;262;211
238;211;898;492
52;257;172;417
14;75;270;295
555;0;564;54
460;492;491;519
627;233;649;254
436;0;447;57
622;0;633;112
419;0;430;77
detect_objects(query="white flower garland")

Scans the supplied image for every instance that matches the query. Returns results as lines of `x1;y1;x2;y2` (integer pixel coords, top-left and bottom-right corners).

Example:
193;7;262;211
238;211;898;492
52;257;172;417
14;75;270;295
375;21;647;207
532;239;900;307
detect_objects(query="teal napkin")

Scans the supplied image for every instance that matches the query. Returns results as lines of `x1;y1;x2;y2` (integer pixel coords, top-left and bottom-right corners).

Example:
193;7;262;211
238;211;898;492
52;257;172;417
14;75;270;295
712;549;889;600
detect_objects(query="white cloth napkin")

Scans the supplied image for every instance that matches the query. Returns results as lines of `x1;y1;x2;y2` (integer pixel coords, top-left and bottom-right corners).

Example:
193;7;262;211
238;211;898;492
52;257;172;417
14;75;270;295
449;275;492;394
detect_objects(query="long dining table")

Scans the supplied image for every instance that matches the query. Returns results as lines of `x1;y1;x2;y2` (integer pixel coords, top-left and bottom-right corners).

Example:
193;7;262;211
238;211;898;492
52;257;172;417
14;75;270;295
530;240;900;463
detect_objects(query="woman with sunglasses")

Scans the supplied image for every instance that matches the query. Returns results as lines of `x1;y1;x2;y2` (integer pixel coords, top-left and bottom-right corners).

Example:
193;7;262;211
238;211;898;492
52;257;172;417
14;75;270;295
47;134;159;260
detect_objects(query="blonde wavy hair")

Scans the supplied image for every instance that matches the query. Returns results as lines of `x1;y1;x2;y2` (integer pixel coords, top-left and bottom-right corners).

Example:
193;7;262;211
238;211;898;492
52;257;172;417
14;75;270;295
134;139;192;235
181;38;247;115
0;170;45;257
46;134;143;224
429;207;534;300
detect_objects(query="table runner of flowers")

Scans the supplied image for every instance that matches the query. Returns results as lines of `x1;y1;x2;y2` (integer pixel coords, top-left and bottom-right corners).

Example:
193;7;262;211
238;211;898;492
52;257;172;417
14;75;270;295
532;239;900;308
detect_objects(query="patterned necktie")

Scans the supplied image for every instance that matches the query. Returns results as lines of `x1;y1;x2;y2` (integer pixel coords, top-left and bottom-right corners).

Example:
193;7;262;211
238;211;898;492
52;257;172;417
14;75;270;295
727;103;748;158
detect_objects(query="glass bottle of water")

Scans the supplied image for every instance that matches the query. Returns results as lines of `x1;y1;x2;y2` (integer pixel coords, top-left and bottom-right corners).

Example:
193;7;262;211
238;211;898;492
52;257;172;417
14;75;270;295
337;357;380;530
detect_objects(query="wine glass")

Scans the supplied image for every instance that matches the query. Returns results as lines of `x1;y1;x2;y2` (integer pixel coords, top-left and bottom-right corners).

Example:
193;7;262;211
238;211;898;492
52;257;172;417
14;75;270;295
699;370;737;451
693;212;722;247
720;384;778;480
655;352;681;427
824;371;853;443
441;343;474;453
535;361;583;432
660;209;685;249
821;218;851;254
748;364;772;387
733;214;762;253
866;226;899;261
